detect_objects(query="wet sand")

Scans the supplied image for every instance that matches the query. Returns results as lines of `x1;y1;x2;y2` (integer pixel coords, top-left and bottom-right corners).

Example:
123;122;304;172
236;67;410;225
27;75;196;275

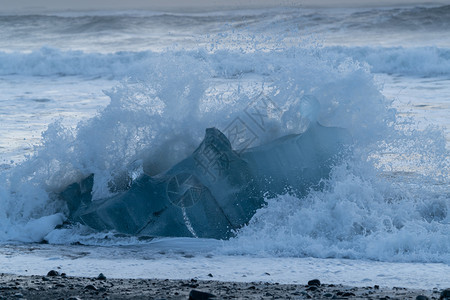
0;272;447;299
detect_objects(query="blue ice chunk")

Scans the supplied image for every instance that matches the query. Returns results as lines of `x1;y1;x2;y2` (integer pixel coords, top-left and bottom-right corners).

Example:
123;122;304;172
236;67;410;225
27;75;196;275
60;123;351;240
242;121;351;197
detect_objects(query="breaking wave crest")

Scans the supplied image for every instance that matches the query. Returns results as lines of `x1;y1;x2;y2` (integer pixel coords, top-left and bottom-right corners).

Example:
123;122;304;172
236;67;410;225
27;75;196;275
325;46;450;77
0;44;448;263
2;46;450;78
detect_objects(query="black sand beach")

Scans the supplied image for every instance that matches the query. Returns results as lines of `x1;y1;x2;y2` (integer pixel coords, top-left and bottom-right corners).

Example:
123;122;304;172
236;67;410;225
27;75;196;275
0;272;448;299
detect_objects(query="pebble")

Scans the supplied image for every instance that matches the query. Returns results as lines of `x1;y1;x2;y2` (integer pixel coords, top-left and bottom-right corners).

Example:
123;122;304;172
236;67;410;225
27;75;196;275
46;270;59;277
441;289;450;300
301;292;312;299
306;286;318;292
97;273;107;280
307;279;321;286
416;296;429;300
84;284;97;291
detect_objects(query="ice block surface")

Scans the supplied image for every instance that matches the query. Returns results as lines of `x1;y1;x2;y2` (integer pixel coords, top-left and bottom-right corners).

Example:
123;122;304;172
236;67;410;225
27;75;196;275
61;123;351;239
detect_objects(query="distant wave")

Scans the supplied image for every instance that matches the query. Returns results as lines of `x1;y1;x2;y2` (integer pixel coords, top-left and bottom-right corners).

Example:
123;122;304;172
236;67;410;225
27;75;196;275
340;5;450;32
1;46;449;78
1;5;448;35
324;46;450;77
0;47;151;78
2;5;449;30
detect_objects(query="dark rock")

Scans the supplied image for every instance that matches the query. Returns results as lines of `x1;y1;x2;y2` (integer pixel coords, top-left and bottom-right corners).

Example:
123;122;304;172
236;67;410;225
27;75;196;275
70;241;84;246
97;273;106;280
47;270;59;277
42;277;50;281
13;293;23;298
308;279;321;286
343;292;356;297
323;292;333;297
374;285;380;289
67;297;82;300
306;286;318;292
207;273;213;278
416;296;429;300
189;289;216;300
441;289;450;300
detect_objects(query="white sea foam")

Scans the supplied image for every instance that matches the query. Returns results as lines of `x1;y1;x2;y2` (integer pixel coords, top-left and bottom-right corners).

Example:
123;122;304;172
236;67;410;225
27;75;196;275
227;164;450;263
1;243;450;289
1;46;450;78
325;46;450;77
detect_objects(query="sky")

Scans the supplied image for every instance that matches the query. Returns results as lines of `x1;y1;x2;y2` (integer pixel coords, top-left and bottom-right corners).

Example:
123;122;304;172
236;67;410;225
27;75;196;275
0;0;444;13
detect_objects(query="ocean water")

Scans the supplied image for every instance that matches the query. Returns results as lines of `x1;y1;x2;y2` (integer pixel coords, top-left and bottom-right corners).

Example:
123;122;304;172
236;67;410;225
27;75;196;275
0;4;449;287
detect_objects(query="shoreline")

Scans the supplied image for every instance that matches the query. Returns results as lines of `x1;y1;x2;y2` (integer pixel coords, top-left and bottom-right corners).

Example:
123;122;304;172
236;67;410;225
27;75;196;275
1;242;450;292
0;273;447;299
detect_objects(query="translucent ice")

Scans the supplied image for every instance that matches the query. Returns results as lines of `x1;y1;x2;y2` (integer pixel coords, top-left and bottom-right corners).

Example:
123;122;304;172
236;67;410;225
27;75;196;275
60;122;351;240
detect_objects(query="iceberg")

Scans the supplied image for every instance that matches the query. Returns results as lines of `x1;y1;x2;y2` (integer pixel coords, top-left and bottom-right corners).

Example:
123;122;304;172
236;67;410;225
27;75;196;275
60;122;351;240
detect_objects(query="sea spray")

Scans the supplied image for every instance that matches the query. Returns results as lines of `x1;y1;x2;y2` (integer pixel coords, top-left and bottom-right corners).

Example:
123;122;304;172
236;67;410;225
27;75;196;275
226;160;449;263
0;44;448;263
